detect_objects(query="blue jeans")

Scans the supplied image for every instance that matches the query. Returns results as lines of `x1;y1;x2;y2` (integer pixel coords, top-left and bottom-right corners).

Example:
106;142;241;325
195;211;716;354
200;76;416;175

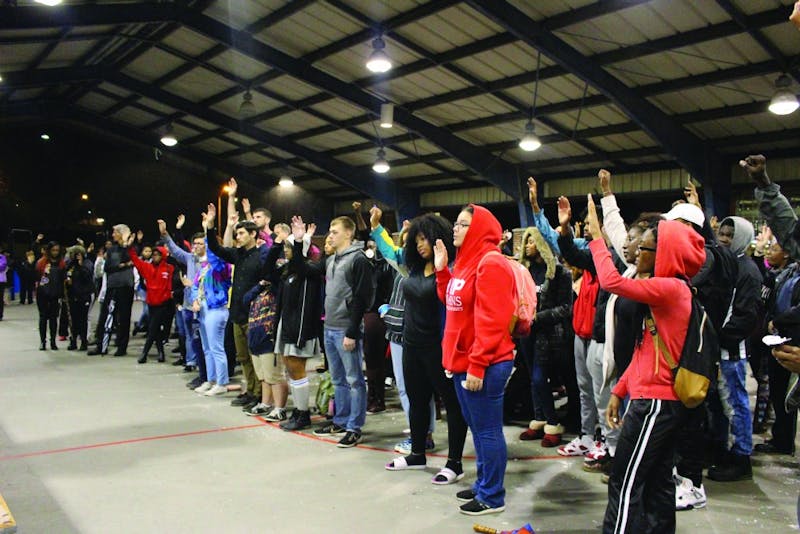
454;360;513;509
179;308;200;367
324;327;366;432
198;305;229;386
709;358;752;456
519;333;557;425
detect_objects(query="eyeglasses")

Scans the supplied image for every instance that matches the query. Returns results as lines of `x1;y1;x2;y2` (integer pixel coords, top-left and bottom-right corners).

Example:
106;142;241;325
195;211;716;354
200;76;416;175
453;221;471;230
637;245;657;253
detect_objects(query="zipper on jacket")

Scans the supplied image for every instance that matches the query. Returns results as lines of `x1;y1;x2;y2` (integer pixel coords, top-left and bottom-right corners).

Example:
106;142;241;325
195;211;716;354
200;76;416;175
297;280;308;346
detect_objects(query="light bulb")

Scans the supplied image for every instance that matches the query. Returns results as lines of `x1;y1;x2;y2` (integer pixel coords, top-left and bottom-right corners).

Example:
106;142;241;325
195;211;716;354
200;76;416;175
239;90;256;118
380;103;394;128
279;176;294;187
160;124;178;146
35;0;63;5
372;148;390;173
366;38;392;73
769;74;799;116
519;121;541;152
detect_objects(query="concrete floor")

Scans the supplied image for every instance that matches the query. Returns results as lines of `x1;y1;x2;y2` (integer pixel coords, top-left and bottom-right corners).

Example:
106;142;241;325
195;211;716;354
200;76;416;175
1;301;799;533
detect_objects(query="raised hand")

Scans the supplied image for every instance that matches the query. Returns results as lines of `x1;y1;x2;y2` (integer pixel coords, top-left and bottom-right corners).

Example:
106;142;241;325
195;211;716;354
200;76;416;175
557;196;572;228
228;211;239;227
227;177;237;196
157;219;167;236
291;215;306;240
307;223;317;239
176;214;185;230
369;205;382;229
585;194;600;240
684;179;701;208
791;1;800;29
739;155;770;187
352;201;362;212
241;198;251;214
710;215;719;232
598;169;611;195
402;219;411;233
206;203;216;225
527;177;538;208
136;229;144;242
433;239;449;271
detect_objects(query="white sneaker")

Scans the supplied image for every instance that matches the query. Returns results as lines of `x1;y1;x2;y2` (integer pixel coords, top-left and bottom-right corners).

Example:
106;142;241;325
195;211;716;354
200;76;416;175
584;441;609;462
675;476;707;511
558;435;594;457
194;381;213;393
204;384;228;396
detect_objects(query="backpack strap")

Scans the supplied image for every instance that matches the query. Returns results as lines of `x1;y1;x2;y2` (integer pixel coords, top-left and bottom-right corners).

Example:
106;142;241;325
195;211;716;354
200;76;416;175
645;310;678;372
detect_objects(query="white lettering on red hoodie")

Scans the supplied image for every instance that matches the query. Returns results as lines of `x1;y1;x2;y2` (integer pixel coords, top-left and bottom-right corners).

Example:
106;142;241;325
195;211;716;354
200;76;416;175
436;204;516;380
589;220;706;401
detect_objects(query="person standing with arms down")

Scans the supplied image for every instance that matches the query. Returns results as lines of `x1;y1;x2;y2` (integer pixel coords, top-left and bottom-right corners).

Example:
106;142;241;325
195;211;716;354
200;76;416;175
312;216;374;448
35;242;65;350
434;204;516;516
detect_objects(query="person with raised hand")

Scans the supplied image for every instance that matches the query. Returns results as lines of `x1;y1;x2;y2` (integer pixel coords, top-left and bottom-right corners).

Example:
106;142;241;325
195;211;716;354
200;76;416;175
373;206;466;486
584;193;706;534
435;204;516;516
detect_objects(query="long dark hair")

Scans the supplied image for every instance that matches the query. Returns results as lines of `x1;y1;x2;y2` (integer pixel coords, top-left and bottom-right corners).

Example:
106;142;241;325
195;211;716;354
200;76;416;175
404;213;454;274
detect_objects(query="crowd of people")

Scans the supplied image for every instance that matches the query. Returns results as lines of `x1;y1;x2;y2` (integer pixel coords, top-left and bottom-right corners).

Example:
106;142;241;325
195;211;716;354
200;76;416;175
3;155;800;531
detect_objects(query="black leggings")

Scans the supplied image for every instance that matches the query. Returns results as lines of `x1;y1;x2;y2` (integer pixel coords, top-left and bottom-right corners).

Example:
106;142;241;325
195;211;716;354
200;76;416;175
403;342;467;461
37;295;60;343
69;298;91;345
142;301;175;356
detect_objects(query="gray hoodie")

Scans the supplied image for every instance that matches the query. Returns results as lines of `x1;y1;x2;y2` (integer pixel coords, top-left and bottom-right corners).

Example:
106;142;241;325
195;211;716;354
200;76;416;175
720;216;755;256
324;243;374;339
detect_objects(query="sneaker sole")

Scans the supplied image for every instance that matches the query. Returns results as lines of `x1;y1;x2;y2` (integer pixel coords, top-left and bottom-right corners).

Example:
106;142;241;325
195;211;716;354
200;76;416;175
245;411;270;417
677;501;707;511
456;495;475;503
337;440;362;448
459;505;505;516
313;430;347;436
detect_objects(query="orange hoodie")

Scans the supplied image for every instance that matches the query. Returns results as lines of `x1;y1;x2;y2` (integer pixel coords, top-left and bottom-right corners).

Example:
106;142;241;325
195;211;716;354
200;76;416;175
436;205;516;379
589;220;706;401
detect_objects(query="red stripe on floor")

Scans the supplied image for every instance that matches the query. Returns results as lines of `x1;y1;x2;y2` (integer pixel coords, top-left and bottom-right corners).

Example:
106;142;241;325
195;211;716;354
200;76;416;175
0;422;268;462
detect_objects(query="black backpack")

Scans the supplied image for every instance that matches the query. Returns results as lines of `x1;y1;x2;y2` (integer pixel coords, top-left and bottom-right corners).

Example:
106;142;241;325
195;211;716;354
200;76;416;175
646;283;721;409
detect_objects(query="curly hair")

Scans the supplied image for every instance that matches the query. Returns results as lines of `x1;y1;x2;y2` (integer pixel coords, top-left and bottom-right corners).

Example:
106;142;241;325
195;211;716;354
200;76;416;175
404;213;454;274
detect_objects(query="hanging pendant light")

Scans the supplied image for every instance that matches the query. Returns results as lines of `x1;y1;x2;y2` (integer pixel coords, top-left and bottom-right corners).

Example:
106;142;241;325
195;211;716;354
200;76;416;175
366;37;392;73
380;103;394;128
160;123;178;147
769;74;799;116
279;174;294;187
519;121;541;152
372;148;390;173
239;90;256;119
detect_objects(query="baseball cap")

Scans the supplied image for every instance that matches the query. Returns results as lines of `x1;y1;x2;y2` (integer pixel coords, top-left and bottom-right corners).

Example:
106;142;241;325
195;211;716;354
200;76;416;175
663;203;705;227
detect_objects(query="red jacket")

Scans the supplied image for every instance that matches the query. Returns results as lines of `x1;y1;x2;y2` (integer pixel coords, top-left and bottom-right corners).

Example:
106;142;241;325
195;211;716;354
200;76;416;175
128;246;174;306
436;205;516;379
589;221;706;401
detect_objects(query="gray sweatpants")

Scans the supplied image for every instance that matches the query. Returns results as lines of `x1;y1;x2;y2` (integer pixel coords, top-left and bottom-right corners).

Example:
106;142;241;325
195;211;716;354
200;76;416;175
574;335;619;450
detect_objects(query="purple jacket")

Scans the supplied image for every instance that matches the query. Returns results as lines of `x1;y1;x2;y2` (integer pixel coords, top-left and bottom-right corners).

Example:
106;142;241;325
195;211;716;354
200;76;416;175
0;254;7;284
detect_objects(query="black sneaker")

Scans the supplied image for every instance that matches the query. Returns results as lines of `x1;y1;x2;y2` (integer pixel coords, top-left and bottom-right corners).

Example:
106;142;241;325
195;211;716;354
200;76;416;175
241;399;261;412
186;377;204;389
231;393;255;407
280;410;311;431
313;423;346;436
337;431;362;448
456;489;476;503
459;499;505;516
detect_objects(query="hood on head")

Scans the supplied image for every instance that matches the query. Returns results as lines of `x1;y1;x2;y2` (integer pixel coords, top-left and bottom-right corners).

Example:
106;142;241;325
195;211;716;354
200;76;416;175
456;204;502;267
153;246;169;258
719;216;754;256
519;227;555;279
654;220;706;279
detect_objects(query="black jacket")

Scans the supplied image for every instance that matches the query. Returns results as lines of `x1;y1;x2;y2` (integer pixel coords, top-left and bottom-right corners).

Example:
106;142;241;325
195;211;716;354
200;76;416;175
529;262;573;355
719;254;763;356
207;235;269;324
66;259;94;300
558;233;626;344
275;240;324;349
104;243;133;289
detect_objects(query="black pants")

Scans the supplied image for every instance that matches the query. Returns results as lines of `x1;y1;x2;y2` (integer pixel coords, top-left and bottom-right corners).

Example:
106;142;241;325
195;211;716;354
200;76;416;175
37;295;60;343
224;318;237;374
604;399;686;534
69;297;91;345
675;403;708;487
20;280;34;304
0;282;5;319
142;301;175;357
768;354;798;453
404;342;467;460
364;312;388;405
58;299;70;337
99;286;134;354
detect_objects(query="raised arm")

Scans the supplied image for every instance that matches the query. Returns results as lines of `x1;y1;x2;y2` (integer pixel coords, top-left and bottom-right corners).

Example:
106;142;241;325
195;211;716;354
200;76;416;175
597;170;629;264
159;219;192;266
203;203;238;264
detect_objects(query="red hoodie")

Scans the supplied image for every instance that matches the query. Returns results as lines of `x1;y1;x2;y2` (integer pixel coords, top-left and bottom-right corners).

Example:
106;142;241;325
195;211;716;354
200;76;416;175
589;220;706;401
436;205;516;379
128;246;174;306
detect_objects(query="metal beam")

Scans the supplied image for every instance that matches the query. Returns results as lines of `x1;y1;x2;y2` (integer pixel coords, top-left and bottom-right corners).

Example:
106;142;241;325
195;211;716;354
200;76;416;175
0;4;180;29
178;10;524;221
467;0;721;186
106;71;420;218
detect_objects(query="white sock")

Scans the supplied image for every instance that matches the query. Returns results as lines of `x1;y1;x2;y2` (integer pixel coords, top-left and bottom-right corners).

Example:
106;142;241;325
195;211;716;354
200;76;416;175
290;377;310;411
